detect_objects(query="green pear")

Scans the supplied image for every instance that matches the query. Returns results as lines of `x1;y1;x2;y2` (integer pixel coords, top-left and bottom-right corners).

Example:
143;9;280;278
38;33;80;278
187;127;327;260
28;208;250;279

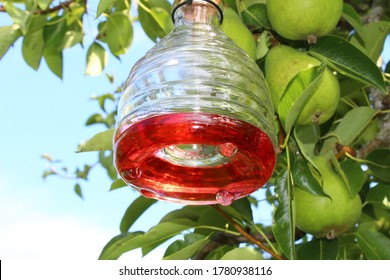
265;45;340;125
221;7;257;61
267;0;343;42
295;156;362;239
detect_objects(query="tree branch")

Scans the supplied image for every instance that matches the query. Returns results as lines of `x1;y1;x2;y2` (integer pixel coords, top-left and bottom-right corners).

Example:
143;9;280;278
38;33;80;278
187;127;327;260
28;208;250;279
213;205;286;260
193;211;306;260
357;87;390;158
35;0;76;15
363;0;386;23
0;1;77;15
193;232;239;260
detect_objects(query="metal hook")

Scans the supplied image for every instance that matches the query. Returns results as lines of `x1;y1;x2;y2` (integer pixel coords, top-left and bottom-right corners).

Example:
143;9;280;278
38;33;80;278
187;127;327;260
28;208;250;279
171;0;223;25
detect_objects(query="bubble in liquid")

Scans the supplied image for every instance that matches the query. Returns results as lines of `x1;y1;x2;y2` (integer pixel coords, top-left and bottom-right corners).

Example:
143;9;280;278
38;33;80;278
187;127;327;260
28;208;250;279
216;190;235;206
121;167;142;181
218;143;238;157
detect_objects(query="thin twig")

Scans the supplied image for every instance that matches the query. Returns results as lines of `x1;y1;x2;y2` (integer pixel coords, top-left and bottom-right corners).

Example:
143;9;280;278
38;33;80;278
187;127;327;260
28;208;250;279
213;205;285;260
0;1;76;15
35;0;75;15
193;227;306;260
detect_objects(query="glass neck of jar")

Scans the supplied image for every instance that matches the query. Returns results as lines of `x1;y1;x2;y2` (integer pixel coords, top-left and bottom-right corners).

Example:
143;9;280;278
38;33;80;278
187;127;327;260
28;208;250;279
172;1;221;28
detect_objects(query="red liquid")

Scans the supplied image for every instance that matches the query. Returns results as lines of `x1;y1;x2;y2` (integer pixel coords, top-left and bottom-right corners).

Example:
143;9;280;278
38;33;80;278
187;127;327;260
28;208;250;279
114;113;276;205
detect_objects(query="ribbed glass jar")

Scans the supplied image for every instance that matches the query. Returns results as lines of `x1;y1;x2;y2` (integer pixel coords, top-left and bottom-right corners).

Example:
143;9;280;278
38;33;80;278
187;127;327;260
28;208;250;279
114;0;277;205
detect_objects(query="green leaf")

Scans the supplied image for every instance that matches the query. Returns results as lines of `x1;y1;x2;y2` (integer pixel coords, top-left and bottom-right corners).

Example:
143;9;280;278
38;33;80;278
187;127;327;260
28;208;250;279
98;231;144;260
106;73;115;84
224;197;253;222
294;125;321;165
163;234;209;260
278;63;326;133
337;235;362;260
85;42;108;76
205;245;235;260
339;76;366;98
351;21;390;63
239;1;270;30
331;106;377;146
110;178;127;191
26;14;47;32
224;0;238;11
103;111;116;127
113;0;131;11
60;30;83;49
64;3;85;25
149;7;173;35
256;30;271;60
43;48;63;79
5;2;31;34
159;206;209;224
96;0;117;18
75;164;91;180
365;149;390;182
195;207;233;236
141;239;168;257
76;128;114;153
330;157;364;198
0;25;22;59
93;93;115;112
221;247;264;260
138;0;172;42
342;3;365;41
291;158;326;197
43;17;66;49
120;195;158;233
272;169;295;259
366;184;390;210
22;16;46;70
309;36;386;92
22;33;44;70
85;113;105;125
37;0;52;10
364;21;390;62
98;151;117;180
74;183;83;199
97;21;108;42
338;159;364;198
105;11;133;56
42;169;56;179
356;225;390;260
297;238;339;260
99;219;197;260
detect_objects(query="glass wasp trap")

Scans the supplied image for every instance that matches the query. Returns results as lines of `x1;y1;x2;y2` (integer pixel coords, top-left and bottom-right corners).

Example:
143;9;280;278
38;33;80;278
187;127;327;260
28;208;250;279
113;0;277;205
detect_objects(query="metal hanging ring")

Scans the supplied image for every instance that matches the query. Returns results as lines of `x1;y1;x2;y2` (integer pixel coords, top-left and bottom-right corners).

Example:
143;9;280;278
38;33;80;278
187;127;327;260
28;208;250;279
171;0;224;25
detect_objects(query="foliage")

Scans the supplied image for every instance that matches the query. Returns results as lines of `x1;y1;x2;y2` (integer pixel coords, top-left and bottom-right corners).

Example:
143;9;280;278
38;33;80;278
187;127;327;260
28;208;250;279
1;0;390;260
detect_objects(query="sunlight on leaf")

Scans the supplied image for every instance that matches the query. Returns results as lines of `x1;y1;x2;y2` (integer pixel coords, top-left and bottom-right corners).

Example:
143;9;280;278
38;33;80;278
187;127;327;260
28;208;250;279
85;42;108;76
221;247;264;260
76;128;114;152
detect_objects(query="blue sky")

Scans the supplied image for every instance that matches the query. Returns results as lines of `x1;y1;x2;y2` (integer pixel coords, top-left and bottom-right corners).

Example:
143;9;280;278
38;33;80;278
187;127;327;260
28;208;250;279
0;4;389;260
0;8;183;259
